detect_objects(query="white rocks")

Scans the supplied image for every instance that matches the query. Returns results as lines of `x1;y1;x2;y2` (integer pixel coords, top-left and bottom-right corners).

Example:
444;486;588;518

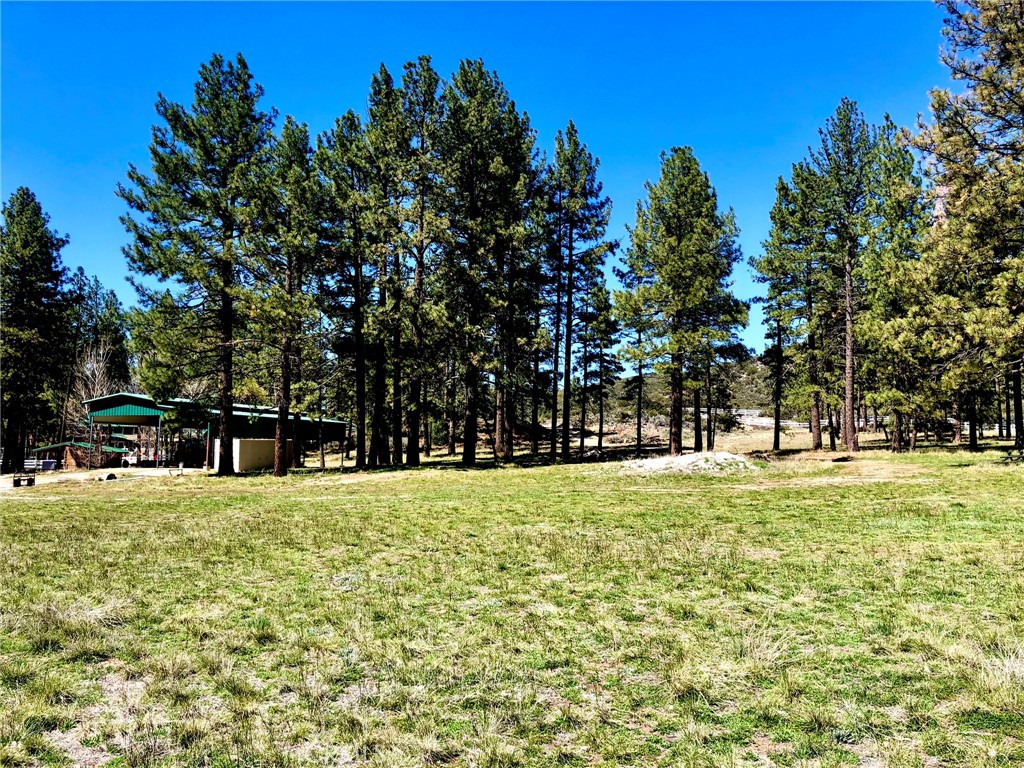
620;451;758;475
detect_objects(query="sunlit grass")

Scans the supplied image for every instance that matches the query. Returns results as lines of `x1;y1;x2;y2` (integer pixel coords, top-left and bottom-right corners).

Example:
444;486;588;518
1;435;1023;766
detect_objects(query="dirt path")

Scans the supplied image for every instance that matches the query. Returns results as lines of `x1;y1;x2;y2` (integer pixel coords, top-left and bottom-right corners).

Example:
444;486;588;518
0;466;206;494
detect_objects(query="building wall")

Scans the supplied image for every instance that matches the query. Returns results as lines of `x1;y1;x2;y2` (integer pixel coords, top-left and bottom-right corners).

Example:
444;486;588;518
212;439;293;473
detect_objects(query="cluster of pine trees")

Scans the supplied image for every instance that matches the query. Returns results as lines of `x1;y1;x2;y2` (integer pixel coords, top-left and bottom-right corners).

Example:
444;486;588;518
754;0;1023;453
0;188;131;473
117;54;636;475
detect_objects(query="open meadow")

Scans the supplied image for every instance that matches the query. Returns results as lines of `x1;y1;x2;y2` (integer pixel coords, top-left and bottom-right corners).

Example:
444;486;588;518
2;436;1023;767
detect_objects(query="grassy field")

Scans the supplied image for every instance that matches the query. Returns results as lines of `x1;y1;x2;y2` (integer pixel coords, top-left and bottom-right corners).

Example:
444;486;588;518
1;434;1023;767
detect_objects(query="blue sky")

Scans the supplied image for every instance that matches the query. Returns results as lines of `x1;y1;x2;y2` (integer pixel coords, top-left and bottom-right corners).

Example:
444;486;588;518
2;1;948;350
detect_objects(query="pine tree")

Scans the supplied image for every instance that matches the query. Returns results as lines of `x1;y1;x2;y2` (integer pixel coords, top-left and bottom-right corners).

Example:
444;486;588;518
401;56;444;466
622;147;747;455
916;0;1024;447
551;121;613;460
119;53;277;476
317;111;372;467
0;188;73;473
809;98;876;452
437;59;539;466
261;117;321;476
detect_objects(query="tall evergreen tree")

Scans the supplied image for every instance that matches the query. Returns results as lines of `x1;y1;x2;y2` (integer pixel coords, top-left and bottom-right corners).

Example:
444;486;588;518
550;121;613;460
437;59;538;465
809;98;876;452
917;0;1024;447
0;188;73;473
621;147;747;455
119;53;277;476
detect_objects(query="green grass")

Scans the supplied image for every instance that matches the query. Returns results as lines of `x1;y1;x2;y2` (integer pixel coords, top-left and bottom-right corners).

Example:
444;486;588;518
2;439;1023;766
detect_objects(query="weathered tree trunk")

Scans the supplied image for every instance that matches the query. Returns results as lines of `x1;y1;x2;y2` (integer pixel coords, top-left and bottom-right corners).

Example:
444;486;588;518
953;401;962;445
462;360;479;466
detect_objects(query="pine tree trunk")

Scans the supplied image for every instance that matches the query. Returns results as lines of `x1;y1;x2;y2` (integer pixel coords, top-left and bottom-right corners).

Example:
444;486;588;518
1006;373;1013;439
274;333;292;477
561;238;574;461
891;409;904;453
808;336;823;450
407;377;421;466
550;278;562;460
693;388;703;453
216;282;235;476
578;341;588;456
827;404;837;452
597;350;605;452
997;378;1004;439
503;382;515;460
446;357;457;456
422;383;431;458
369;342;389;466
670;353;683;455
1011;362;1024;449
291;410;302;467
953;401;962;444
773;319;783;452
391;351;402;466
636;330;644;457
706;383;713;451
530;346;540;456
354;251;367;469
843;244;858;452
495;376;509;460
462;360;478;466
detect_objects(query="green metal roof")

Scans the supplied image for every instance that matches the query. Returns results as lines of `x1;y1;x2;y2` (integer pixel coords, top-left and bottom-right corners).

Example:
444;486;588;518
33;441;92;452
32;442;129;454
90;403;167;419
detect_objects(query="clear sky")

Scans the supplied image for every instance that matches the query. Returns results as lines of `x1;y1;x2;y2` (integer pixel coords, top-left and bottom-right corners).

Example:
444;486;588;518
2;1;949;350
